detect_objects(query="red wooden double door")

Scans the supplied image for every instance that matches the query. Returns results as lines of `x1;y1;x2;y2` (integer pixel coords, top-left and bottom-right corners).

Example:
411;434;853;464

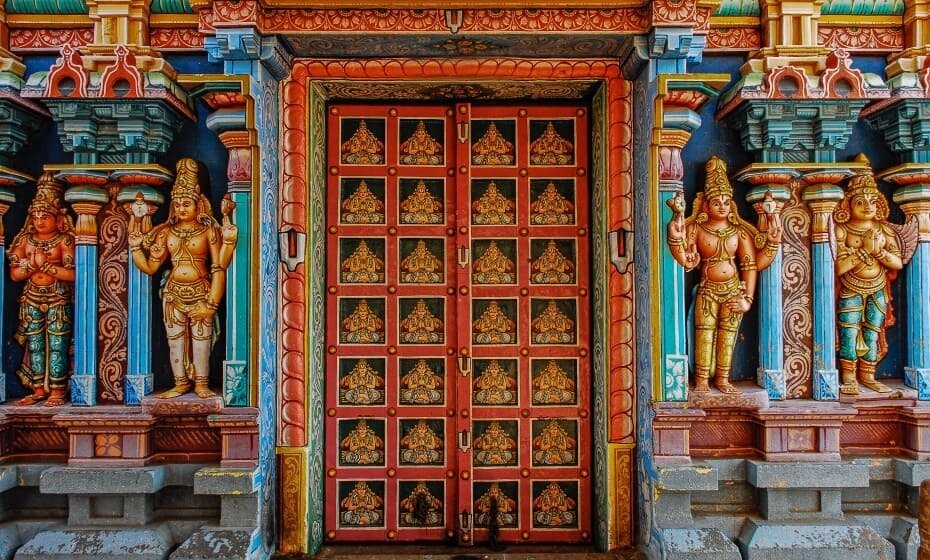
325;102;591;545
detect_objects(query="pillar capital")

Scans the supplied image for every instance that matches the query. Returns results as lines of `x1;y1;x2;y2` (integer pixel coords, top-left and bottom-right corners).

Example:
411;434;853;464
882;166;930;240
58;170;110;242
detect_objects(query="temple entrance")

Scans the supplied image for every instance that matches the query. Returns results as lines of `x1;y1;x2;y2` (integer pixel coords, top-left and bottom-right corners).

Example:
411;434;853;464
324;102;592;546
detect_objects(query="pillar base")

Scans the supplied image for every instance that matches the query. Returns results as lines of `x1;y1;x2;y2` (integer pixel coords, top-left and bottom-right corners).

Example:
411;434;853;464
904;367;930;400
70;376;97;407
757;368;786;401
125;374;153;406
813;369;839;401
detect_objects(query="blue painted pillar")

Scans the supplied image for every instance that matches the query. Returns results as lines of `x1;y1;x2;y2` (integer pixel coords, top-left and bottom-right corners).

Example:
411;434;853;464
890;180;930;399
112;170;170;405
60;172;110;406
801;180;847;401
735;167;797;400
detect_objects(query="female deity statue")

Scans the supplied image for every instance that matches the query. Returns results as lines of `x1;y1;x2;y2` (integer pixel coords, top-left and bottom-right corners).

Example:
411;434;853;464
666;156;782;394
8;173;76;406
128;158;238;399
834;168;917;394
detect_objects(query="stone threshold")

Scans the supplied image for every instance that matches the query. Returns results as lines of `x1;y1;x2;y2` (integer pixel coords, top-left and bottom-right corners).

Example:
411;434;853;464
284;544;637;560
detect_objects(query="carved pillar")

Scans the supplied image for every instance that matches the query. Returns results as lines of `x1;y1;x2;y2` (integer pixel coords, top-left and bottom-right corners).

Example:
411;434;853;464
203;92;253;407
801;170;854;400
60;172;110;406
734;167;797;399
112;169;170;405
883;169;930;399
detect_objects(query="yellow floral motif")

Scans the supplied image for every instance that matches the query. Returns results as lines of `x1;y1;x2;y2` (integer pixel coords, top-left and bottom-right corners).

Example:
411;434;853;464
529;122;574;165
341;120;384;164
341;240;385;283
341;180;384;224
532;300;574;344
472;240;515;284
472;122;515;165
531;240;574;284
531;182;574;225
472;181;515;225
94;434;122;458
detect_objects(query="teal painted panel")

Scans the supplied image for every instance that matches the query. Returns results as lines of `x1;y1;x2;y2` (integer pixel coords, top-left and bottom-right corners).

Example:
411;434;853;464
151;0;193;14
822;0;904;15
6;0;87;14
713;0;760;16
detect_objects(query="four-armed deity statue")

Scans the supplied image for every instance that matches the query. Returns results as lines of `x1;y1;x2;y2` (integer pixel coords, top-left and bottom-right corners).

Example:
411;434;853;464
8;173;76;406
128;158;238;399
833;167;916;395
666;156;783;394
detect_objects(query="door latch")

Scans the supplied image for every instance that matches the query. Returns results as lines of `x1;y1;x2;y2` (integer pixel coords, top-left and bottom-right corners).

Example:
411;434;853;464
457;246;470;268
458;430;472;452
457;122;469;144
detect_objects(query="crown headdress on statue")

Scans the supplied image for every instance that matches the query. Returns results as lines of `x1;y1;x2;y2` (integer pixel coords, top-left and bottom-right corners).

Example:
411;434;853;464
171;158;201;201
29;172;65;215
847;154;880;197
704;156;734;199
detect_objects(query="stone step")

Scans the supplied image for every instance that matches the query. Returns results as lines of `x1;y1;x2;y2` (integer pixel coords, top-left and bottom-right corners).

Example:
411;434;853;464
281;545;638;560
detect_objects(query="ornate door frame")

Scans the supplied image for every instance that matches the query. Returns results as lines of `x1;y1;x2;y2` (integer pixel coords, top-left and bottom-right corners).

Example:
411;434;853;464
276;58;636;554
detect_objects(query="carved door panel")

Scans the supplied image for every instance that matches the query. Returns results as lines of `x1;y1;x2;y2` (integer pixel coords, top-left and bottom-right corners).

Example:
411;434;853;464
325;103;590;545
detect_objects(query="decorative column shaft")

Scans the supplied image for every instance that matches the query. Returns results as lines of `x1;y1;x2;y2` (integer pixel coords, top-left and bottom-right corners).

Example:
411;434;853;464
112;169;169;405
60;171;109;406
885;169;930;399
735;167;797;399
802;174;849;400
205;93;253;407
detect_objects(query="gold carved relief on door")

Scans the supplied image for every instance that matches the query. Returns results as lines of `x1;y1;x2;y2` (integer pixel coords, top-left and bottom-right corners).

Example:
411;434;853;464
325;102;591;545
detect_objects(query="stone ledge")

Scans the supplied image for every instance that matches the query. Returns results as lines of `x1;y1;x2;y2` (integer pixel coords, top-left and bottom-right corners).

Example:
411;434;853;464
746;460;869;488
39;466;167;495
656;463;719;492
737;520;895;560
653;527;741;560
193;467;259;496
15;524;175;560
893;458;930;486
170;526;259;560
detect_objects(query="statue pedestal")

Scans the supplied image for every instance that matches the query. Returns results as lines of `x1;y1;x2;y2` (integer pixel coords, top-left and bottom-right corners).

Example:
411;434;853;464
752;402;857;462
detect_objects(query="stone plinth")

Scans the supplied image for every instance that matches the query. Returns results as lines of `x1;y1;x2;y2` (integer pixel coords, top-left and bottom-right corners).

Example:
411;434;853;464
654;404;706;463
54;412;156;467
752;402;857;461
207;410;258;468
737;520;895;560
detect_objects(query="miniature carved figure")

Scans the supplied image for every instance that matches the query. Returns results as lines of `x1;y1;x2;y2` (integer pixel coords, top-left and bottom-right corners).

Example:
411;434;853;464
473;240;515;284
529;122;574;165
473;360;517;405
666;156;782;394
473;300;516;344
399;299;444;344
472;122;515;165
399;121;443;165
532;420;576;465
341;120;384;164
341;240;384;283
399;420;443;464
399;359;444;404
472;181;515;224
340;481;383;526
473;421;517;466
128;158;238;399
533;482;576;527
400;240;443;283
341;299;384;344
532;360;576;404
531;181;574;224
340;418;385;465
8;173;76;406
399;482;443;526
340;359;384;405
834;167;917;395
400;180;443;224
475;483;517;527
341;179;384;224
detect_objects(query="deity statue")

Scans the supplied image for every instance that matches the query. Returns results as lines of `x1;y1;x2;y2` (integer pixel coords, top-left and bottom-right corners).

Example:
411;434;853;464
128;158;238;399
399;420;443;464
472;122;515;165
399;299;444;344
473;240;516;284
400;180;443;224
340;419;385;465
399;482;443;526
473;421;517;466
531;181;574;224
400;240;443;283
341;299;384;344
529;122;574;165
531;240;575;284
533;482;576;527
341;120;385;164
532;300;575;344
340;481;384;526
532;420;576;465
475;483;517;527
473;300;516;344
472;181;515;225
341;240;385;283
666;156;782;394
834;167;917;395
341;180;384;224
473;360;517;405
399;121;443;165
399;359;444;404
532;360;576;404
8;173;76;406
340;359;385;405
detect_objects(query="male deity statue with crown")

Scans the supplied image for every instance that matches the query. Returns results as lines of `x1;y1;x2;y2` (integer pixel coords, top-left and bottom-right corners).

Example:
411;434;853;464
128;158;238;398
8;173;76;406
666;157;782;394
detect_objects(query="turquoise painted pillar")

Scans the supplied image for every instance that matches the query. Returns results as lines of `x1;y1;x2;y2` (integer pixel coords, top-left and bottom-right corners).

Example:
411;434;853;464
0;169;27;403
801;175;849;401
887;174;930;399
735;167;797;400
204;96;252;406
60;171;109;406
112;169;170;405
